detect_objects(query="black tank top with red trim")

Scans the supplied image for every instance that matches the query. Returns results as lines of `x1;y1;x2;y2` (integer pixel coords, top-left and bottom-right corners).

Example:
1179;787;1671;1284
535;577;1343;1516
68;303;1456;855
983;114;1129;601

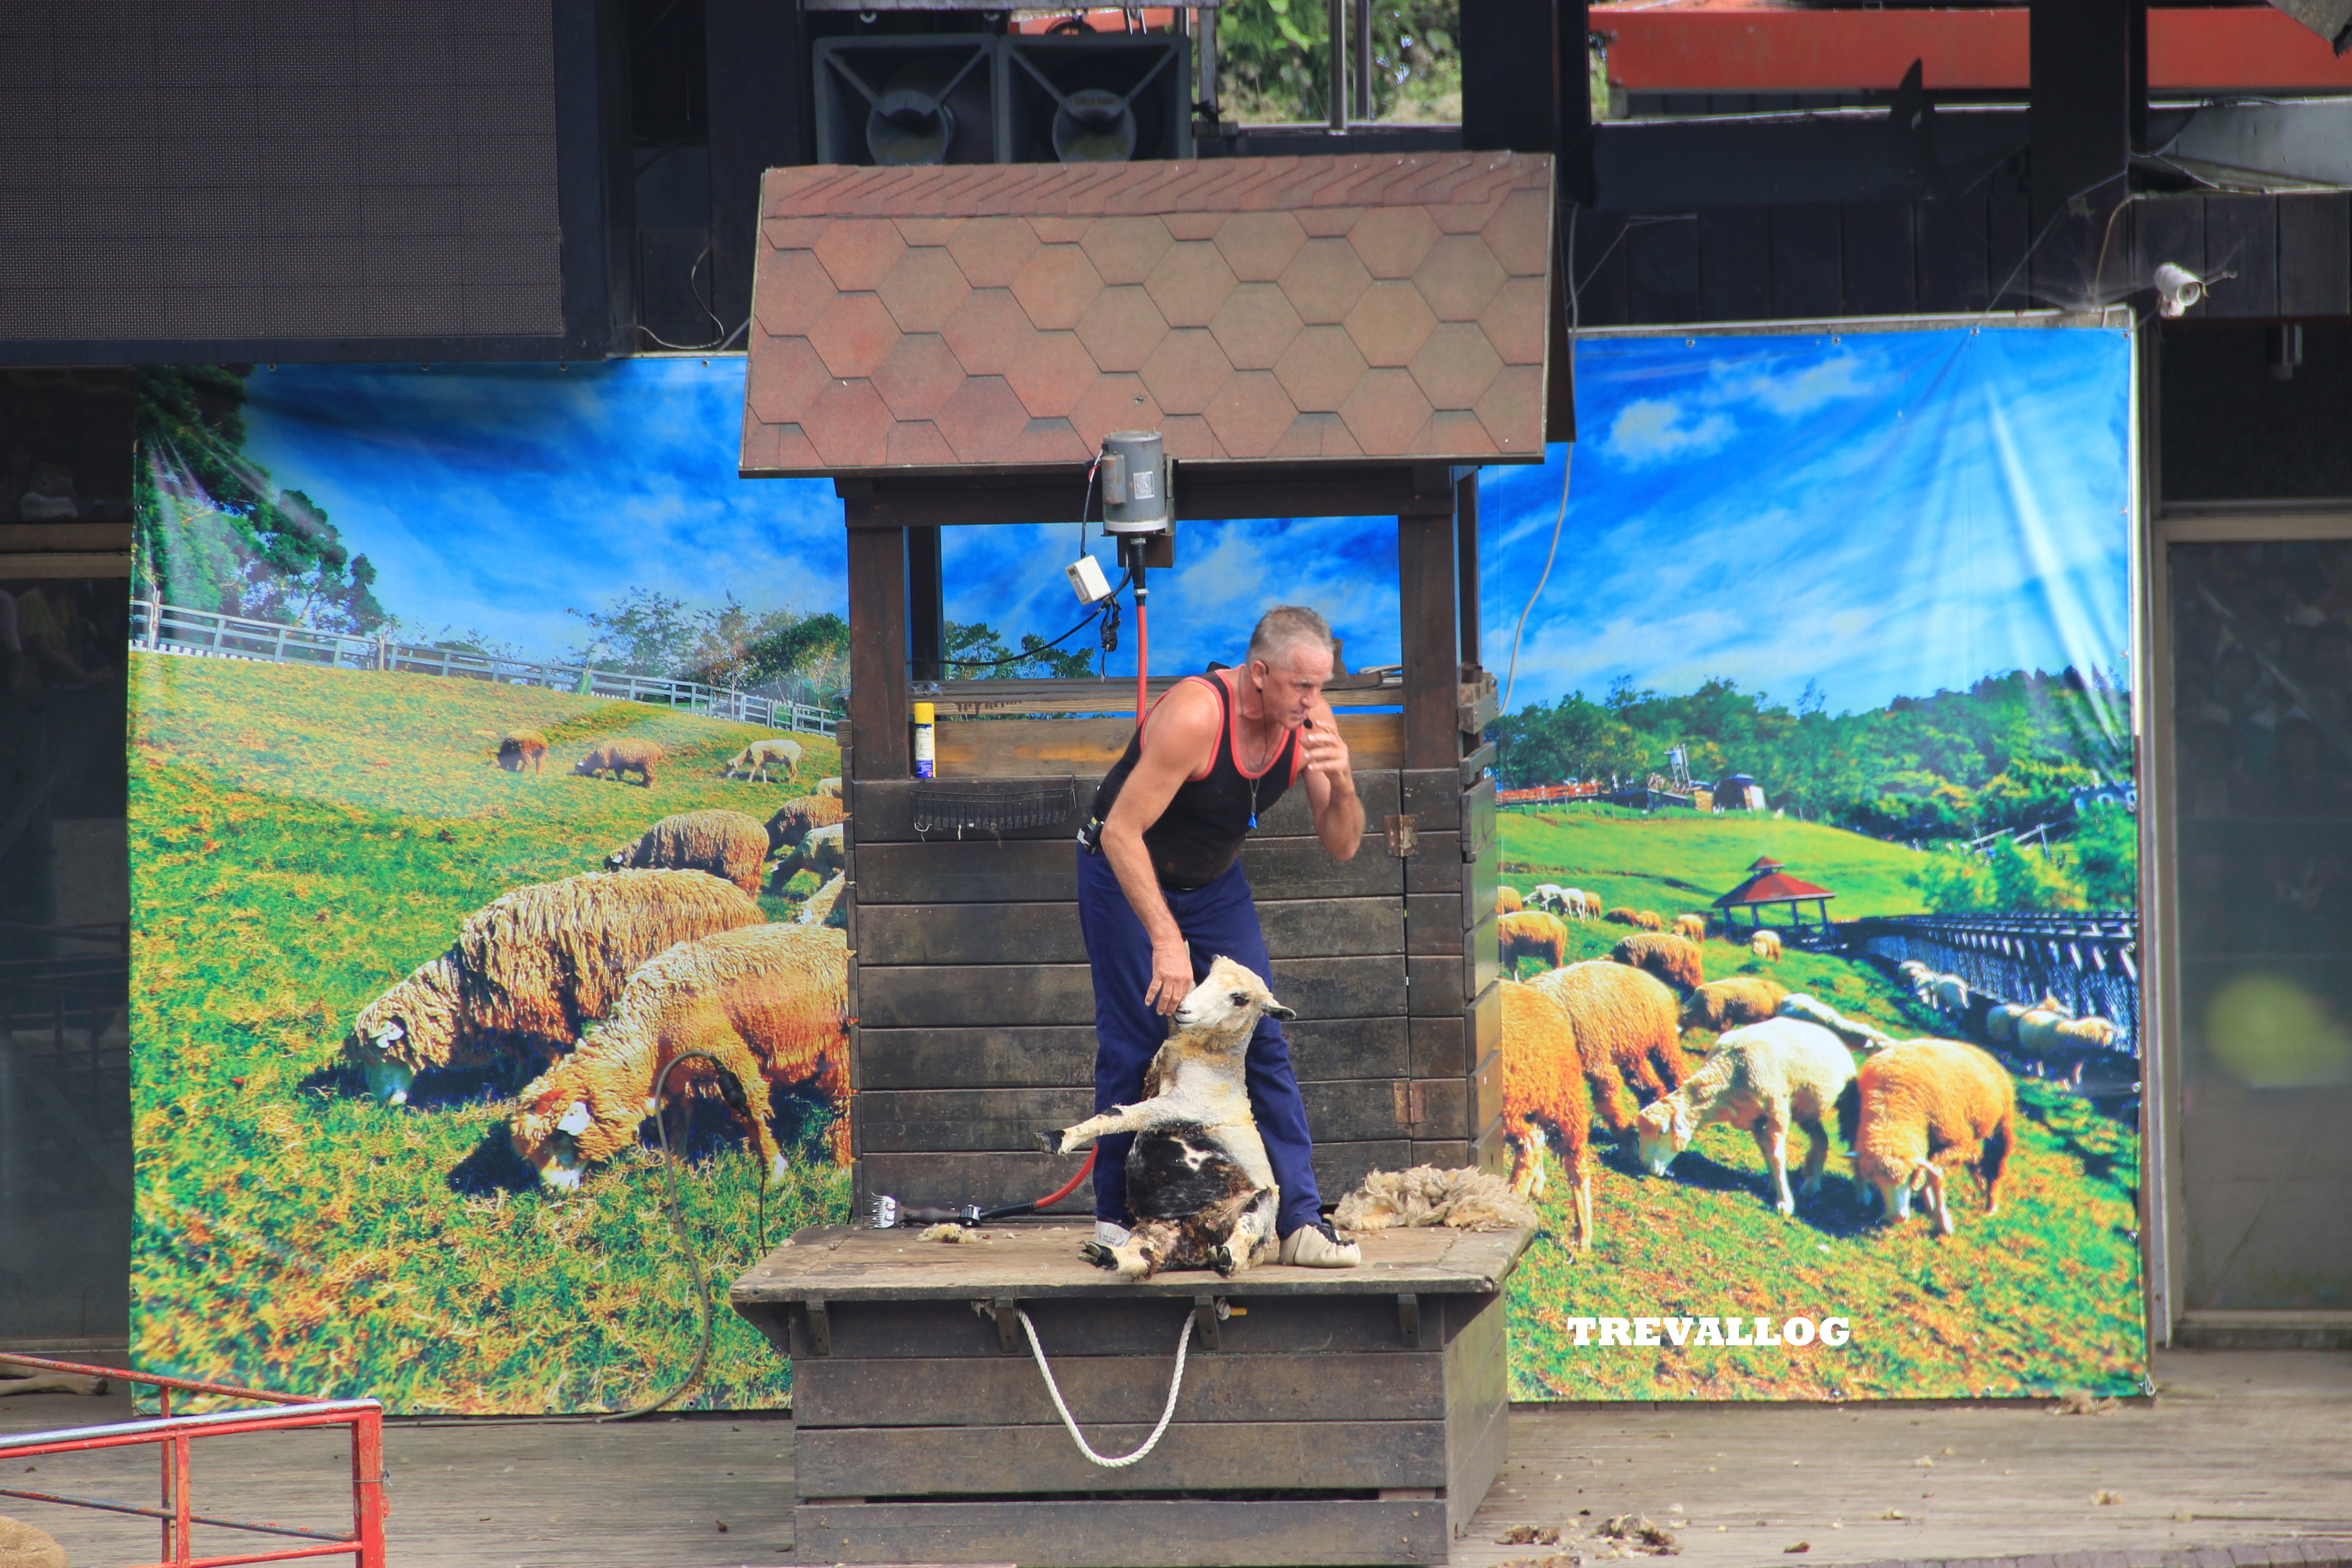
1087;672;1302;891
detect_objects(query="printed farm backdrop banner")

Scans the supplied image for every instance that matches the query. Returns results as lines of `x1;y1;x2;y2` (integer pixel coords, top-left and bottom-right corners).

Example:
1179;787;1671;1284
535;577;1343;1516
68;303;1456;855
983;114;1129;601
1479;326;2145;1400
129;361;857;1413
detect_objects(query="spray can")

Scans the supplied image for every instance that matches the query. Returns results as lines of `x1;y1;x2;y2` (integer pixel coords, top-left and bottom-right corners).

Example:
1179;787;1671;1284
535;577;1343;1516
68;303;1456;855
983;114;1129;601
912;700;936;779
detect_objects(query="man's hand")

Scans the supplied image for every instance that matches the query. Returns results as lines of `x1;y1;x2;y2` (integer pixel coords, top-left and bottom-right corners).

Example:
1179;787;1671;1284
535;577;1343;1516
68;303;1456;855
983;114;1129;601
1297;708;1353;786
1145;934;1193;1016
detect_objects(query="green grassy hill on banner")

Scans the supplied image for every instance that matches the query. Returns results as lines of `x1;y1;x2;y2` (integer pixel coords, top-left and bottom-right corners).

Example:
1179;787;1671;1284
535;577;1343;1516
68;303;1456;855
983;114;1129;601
1494;813;2146;1400
129;652;848;1414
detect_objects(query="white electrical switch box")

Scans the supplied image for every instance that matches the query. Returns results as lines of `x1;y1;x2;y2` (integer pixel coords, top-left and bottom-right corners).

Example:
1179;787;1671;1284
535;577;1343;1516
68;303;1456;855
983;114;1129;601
1065;554;1113;605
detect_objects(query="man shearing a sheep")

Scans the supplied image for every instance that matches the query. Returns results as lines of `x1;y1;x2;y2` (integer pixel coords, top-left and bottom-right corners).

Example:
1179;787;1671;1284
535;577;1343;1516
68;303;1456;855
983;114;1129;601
1077;604;1365;1267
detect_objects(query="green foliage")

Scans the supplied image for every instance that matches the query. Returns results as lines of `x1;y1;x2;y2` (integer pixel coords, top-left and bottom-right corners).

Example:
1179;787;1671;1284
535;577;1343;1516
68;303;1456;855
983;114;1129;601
128;653;847;1411
1988;838;2086;912
2073;802;2139;911
942;619;1098;680
133;366;389;632
568;589;848;697
1908;843;1994;914
1215;0;1460;124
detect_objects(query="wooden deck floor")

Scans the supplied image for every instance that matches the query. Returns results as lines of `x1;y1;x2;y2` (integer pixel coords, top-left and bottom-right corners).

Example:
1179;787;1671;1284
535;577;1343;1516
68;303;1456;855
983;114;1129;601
2;1349;2346;1568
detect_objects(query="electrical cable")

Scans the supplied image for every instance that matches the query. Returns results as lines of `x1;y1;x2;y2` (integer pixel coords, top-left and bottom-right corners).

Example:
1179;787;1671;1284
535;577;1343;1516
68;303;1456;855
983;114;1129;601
1502;204;1578;716
924;570;1134;671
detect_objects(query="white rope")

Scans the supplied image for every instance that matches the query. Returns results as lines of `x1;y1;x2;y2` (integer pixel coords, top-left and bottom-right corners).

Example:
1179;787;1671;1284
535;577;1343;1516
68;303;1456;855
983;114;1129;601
1018;1305;1192;1469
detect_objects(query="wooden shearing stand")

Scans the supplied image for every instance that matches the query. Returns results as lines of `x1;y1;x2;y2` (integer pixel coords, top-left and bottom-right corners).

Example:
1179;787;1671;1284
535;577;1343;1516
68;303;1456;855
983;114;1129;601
730;152;1563;1567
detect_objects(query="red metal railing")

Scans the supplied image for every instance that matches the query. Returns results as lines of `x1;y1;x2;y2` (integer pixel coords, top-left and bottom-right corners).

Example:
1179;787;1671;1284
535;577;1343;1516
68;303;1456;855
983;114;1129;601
0;1355;385;1568
1496;781;1608;807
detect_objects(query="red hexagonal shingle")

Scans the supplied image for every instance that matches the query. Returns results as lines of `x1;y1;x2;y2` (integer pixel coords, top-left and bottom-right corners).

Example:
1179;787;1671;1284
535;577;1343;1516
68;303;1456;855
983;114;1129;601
1213;210;1307;283
799;377;889;468
1413;408;1497;458
741;417;821;473
1278;237;1372;326
1074;286;1169;375
1202;372;1297;461
946;216;1041;288
1273;324;1368;414
940;289;1034;377
1344;280;1437;369
1296;206;1359;238
1408;322;1504;410
1004;417;1093;465
1208;283;1304;373
1427;200;1501;235
1010;245;1105;332
1339;367;1434;457
1069;374;1163;451
1481;187;1551;276
753;248;836;339
1079;215;1174;286
1005;333;1100;419
1478;276;1548;365
885;421;959;467
931;376;1033;463
876;246;970;334
747;334;838;426
1139;328;1233;417
813;218;906;293
1348;206;1440;280
1271;410;1363;460
806;293;900;380
1474;365;1544;456
895;216;960;247
1414;234;1509;323
870;333;965;422
1142;242;1239;329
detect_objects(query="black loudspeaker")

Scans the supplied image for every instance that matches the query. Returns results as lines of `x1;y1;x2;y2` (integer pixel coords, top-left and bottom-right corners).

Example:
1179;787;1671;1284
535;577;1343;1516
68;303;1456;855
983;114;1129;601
997;35;1192;165
812;36;999;166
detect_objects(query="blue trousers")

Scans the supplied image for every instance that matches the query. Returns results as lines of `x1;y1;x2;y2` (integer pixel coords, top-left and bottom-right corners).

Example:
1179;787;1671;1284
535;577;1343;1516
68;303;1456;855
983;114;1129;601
1075;846;1324;1237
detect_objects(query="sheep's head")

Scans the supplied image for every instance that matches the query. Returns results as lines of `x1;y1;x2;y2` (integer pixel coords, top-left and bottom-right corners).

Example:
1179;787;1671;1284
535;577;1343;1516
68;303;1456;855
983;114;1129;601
602;843;635;872
1171;955;1294;1044
345;955;461;1104
1634;1097;1695;1176
508;1071;597;1193
1856;1152;1931;1222
570;752;601;776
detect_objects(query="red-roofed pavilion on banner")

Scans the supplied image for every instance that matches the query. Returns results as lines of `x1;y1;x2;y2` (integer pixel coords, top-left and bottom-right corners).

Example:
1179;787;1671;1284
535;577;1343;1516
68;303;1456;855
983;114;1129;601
1712;855;1837;930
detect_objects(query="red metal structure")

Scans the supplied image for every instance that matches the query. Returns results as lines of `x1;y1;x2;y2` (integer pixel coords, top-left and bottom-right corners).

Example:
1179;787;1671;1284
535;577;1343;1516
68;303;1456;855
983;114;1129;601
1497;781;1607;808
0;1354;385;1568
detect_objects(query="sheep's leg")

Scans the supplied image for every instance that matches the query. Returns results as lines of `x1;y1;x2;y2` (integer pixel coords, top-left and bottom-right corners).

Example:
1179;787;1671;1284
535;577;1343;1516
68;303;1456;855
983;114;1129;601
1571;1158;1594;1247
1585;1067;1642;1135
1921;1163;1954;1235
1979;1117;2013;1215
1505;1121;1547;1197
1049;1097;1184;1154
1751;1116;1795;1215
1795;1115;1831;1196
1209;1188;1277;1277
1652;1040;1694;1090
1624;1049;1672;1103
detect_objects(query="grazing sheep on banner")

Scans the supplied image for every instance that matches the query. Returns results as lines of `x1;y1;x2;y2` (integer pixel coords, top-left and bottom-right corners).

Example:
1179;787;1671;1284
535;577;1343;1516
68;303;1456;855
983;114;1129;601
1495;980;1594;1241
1932;974;1972;1017
799;872;848;926
1837;1038;2016;1234
1674;913;1707;943
573;737;666;787
1634;910;1666;932
345;870;762;1105
1778;993;1896;1052
1529;960;1689;1134
1636;1017;1858;1215
1568;888;1598;920
1527;883;1567;915
1496;885;1524;916
1045;956;1296;1280
1681;975;1790;1034
1986;994;2068;1044
508;923;852;1191
814;776;842;799
1498;910;1570;974
496;730;547;774
764;795;847;858
2017;1010;2119;1056
1603;906;1641;927
771;821;846;891
1612;932;1704;996
1750;928;1783;961
725;736;804;784
604;809;770;896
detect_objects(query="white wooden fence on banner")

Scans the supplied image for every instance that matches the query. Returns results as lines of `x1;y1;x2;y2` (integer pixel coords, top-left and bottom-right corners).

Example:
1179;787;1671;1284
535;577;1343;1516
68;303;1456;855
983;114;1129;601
128;597;838;737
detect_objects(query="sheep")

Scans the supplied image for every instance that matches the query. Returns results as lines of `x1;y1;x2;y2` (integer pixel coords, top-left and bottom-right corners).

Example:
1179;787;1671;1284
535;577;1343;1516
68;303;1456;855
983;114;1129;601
495;729;547;774
814;776;843;799
724;736;804;783
1635;1017;1858;1215
1837;1038;2016;1234
603;809;770;896
1564;888;1597;920
1332;1165;1539;1234
799;872;848;927
1680;975;1789;1034
1896;959;1934;994
1496;885;1525;916
1495;980;1595;1243
508;923;852;1191
1984;994;2067;1044
764;795;848;858
2017;1011;2119;1056
1527;882;1568;914
1673;913;1707;943
1611;932;1704;996
1528;960;1689;1133
1749;928;1783;961
345;870;762;1105
1603;906;1641;926
1634;910;1666;932
573;737;666;787
1932;974;1972;1016
770;821;846;891
1498;910;1570;974
1777;993;1896;1053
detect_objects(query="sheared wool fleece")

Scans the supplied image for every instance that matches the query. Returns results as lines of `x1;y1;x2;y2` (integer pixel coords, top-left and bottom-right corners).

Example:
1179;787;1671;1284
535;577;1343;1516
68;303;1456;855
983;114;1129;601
1333;1164;1539;1233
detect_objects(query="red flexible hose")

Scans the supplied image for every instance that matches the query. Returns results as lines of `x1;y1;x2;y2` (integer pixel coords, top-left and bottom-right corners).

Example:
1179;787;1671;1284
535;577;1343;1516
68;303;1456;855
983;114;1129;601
1135;597;1148;723
1033;1147;1098;1210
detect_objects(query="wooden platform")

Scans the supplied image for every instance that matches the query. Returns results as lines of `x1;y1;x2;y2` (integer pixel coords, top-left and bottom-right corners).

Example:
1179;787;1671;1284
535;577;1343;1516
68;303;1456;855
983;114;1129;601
730;1223;1535;1567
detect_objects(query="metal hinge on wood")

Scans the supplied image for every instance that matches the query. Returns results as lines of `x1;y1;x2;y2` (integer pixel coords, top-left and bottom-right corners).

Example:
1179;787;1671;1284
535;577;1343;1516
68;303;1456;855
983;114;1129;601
1384;813;1420;857
1392;1081;1428;1127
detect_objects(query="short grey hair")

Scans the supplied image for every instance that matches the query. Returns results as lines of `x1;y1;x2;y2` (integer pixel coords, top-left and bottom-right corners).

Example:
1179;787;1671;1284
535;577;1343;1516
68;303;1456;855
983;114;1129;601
1249;605;1334;666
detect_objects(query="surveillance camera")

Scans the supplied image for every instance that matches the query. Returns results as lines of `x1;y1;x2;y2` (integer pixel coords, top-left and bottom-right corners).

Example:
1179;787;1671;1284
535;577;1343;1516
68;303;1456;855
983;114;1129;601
2153;263;2205;319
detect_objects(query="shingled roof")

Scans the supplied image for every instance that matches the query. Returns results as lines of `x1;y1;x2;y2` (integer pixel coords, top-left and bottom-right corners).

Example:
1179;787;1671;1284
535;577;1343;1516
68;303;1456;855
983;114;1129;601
740;153;1556;477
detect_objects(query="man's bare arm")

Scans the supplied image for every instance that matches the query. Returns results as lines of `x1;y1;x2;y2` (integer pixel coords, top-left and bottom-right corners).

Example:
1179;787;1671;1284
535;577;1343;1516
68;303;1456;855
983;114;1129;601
1298;704;1364;861
1098;683;1221;1014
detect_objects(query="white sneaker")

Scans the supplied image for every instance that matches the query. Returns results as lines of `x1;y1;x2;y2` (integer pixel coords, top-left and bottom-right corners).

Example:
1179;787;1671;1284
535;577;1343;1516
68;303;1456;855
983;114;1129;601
1094;1220;1132;1249
1277;1220;1361;1268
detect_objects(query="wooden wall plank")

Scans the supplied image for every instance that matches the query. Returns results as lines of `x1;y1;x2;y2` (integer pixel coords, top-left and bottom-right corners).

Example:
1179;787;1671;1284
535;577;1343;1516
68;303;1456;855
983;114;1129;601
1400;767;1463;830
794;1420;1448;1497
792;1350;1448;1428
1406;893;1464;955
2278;192;2351;318
846;526;910;779
792;1498;1448;1568
1462;777;1498;864
2204;193;2279;318
1914;194;1989;314
1471;1046;1504;1134
1697;205;1771;322
1406;831;1462;895
936;713;1402;776
856;1017;1409;1090
858;955;1408;1029
1626;213;1700;324
1465;906;1499;1000
1840;200;1916;317
854;897;1406;966
853;834;1401;904
1397;510;1460;771
1769;204;1842;319
776;1289;1460;1360
846;772;1406;843
856;1078;1414;1152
